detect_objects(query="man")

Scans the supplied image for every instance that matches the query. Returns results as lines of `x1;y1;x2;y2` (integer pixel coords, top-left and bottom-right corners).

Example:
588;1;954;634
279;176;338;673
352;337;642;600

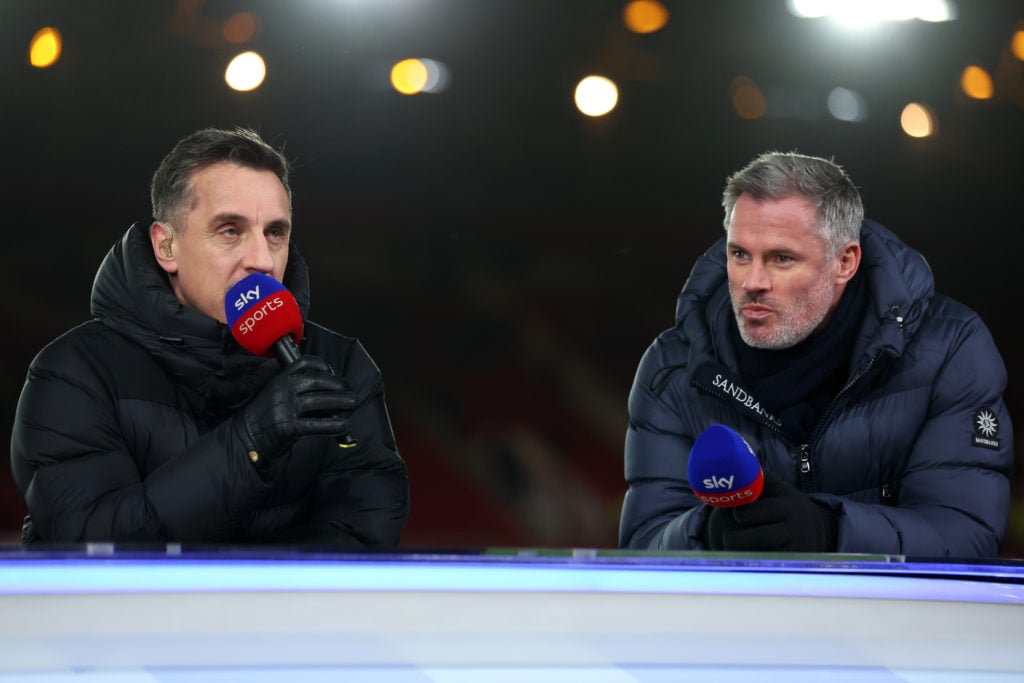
619;151;1012;557
10;127;409;546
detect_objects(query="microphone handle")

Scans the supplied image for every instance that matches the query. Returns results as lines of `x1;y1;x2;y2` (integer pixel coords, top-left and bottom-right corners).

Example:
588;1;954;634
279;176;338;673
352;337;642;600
272;335;302;366
271;335;358;448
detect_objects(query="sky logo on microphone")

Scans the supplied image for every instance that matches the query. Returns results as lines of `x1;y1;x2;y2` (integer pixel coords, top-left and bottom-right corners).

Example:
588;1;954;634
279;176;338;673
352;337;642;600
224;273;303;358
702;475;735;490
687;424;765;508
232;284;262;311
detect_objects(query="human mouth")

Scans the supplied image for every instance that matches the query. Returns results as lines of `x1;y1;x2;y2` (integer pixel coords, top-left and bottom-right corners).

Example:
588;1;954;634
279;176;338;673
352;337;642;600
741;303;774;320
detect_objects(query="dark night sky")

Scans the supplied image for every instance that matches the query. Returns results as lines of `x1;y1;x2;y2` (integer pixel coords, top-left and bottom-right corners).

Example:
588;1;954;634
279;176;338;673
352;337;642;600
3;0;1023;550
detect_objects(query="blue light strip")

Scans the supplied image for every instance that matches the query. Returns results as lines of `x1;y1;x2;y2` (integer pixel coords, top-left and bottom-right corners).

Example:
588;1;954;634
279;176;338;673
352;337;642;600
0;558;1021;604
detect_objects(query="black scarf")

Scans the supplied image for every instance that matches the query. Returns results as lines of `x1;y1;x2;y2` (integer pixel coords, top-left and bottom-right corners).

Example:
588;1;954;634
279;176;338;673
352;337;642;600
731;271;867;443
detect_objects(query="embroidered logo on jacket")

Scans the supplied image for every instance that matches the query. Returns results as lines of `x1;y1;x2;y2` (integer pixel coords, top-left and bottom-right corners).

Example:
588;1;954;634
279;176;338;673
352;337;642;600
972;408;1001;450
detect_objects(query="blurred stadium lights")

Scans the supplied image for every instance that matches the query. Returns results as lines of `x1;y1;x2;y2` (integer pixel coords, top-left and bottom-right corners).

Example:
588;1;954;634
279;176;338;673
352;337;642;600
961;65;994;100
390;58;450;95
419;59;451;94
900;102;938;137
786;0;957;25
574;75;619;117
730;77;869;124
827;87;869;122
28;27;61;68
225;51;267;92
622;0;669;34
1012;28;1024;61
222;12;259;44
730;76;767;120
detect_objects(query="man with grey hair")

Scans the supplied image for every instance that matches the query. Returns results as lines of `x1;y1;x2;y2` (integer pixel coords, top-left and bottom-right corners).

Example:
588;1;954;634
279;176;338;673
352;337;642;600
11;127;409;547
619;151;1012;557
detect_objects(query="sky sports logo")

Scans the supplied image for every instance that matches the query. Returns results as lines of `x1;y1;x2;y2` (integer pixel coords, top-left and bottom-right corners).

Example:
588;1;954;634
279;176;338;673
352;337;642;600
224;273;302;358
233;284;263;311
694;486;757;506
234;296;287;335
693;473;761;506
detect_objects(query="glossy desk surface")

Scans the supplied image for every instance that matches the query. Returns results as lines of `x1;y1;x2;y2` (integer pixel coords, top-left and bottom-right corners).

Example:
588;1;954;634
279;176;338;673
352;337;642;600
0;546;1022;681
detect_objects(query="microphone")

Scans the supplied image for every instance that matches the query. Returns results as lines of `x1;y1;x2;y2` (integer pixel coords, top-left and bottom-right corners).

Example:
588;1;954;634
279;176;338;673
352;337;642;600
225;272;356;447
687;424;764;508
225;272;304;363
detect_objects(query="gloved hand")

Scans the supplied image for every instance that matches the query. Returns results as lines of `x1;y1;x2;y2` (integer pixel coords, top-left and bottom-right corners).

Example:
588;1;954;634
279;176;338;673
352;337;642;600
704;472;838;552
237;355;358;466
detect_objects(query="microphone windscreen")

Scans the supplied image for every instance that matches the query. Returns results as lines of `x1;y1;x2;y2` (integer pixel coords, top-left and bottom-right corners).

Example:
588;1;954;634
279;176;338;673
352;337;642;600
687;424;764;508
224;273;303;357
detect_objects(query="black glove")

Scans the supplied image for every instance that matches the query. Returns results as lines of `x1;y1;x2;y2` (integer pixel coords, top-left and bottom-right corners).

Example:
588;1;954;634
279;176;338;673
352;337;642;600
237;355;358;466
704;473;838;552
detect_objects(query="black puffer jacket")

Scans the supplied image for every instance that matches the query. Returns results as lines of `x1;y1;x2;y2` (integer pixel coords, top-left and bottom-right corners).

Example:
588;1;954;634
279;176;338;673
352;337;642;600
10;221;409;546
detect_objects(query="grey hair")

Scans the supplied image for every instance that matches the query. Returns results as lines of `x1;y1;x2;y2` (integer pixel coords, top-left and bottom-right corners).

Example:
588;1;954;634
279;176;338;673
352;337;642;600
150;126;291;228
722;151;864;256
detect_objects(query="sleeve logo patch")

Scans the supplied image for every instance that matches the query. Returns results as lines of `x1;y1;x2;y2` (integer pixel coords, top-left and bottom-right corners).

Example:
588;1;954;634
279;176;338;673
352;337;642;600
972;408;1001;450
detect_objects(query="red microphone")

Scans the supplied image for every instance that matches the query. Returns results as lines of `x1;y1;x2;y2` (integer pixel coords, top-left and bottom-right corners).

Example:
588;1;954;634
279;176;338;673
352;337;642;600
224;273;356;447
224;272;304;364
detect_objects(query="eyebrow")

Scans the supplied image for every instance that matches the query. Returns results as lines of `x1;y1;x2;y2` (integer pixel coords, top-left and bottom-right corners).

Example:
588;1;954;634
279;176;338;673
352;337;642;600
726;241;799;257
208;213;292;233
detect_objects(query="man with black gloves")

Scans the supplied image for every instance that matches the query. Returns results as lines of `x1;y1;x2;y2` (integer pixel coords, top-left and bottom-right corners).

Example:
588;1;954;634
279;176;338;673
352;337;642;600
619;151;1013;557
10;127;409;546
704;474;838;553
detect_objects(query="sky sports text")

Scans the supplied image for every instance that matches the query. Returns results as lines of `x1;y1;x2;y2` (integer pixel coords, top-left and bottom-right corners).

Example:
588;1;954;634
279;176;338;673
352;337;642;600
233;296;286;335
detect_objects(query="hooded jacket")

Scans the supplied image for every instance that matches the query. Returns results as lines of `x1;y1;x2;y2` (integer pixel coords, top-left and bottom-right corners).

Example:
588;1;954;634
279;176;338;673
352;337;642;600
10;221;409;546
619;220;1013;557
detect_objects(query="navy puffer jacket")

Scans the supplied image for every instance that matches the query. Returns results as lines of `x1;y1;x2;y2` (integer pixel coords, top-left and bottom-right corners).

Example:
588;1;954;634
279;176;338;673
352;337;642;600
10;221;409;546
619;220;1013;557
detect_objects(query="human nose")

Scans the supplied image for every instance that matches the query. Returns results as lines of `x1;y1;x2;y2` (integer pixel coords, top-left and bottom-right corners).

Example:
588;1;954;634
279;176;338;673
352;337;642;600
742;262;771;292
242;233;275;273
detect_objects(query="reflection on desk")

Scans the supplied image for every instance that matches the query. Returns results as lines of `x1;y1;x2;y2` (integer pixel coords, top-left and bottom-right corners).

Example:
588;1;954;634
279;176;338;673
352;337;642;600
0;545;1021;682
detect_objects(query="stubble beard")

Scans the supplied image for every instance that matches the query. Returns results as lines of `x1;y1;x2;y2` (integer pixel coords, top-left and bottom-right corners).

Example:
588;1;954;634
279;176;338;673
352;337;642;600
732;270;836;350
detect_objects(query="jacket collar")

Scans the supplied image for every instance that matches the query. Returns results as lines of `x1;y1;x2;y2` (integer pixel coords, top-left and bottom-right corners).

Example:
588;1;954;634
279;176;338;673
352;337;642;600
89;220;314;417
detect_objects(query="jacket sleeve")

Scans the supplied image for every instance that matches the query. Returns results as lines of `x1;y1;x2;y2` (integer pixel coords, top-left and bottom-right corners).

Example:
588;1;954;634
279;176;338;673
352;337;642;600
820;313;1014;558
619;338;709;550
10;339;275;543
254;338;409;547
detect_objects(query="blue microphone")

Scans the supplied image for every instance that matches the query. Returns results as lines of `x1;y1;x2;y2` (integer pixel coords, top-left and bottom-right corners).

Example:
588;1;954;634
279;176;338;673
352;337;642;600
687;424;764;508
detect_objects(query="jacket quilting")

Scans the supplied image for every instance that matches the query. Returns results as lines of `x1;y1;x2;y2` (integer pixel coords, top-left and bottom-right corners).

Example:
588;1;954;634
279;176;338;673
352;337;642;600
619;221;1013;557
10;221;409;546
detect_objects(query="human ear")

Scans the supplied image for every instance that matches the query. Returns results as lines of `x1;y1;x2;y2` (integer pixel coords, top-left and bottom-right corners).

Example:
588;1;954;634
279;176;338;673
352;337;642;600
150;221;177;273
835;241;861;284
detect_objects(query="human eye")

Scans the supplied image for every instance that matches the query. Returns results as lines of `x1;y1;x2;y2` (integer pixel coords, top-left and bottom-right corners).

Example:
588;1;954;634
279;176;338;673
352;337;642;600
266;223;290;243
730;248;750;262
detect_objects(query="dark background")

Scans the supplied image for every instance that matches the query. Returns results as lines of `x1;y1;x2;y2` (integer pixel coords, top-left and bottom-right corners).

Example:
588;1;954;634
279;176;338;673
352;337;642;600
3;0;1022;553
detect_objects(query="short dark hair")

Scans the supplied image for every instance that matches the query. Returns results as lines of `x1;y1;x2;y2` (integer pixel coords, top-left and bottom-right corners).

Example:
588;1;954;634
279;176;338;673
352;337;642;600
722;151;864;255
150;127;291;226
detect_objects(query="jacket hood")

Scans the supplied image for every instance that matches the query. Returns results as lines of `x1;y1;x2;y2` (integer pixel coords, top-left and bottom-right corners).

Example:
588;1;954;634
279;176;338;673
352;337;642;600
674;219;935;365
89;219;314;417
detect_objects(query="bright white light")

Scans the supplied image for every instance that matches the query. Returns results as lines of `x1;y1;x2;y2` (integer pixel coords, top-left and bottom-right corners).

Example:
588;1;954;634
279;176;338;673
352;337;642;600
225;51;266;92
574;76;619;117
916;0;956;21
827;87;867;122
786;0;956;23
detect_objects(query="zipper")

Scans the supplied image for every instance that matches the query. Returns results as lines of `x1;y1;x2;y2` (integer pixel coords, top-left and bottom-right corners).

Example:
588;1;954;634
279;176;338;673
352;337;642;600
797;304;908;488
798;300;909;486
798;348;886;490
799;444;811;474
